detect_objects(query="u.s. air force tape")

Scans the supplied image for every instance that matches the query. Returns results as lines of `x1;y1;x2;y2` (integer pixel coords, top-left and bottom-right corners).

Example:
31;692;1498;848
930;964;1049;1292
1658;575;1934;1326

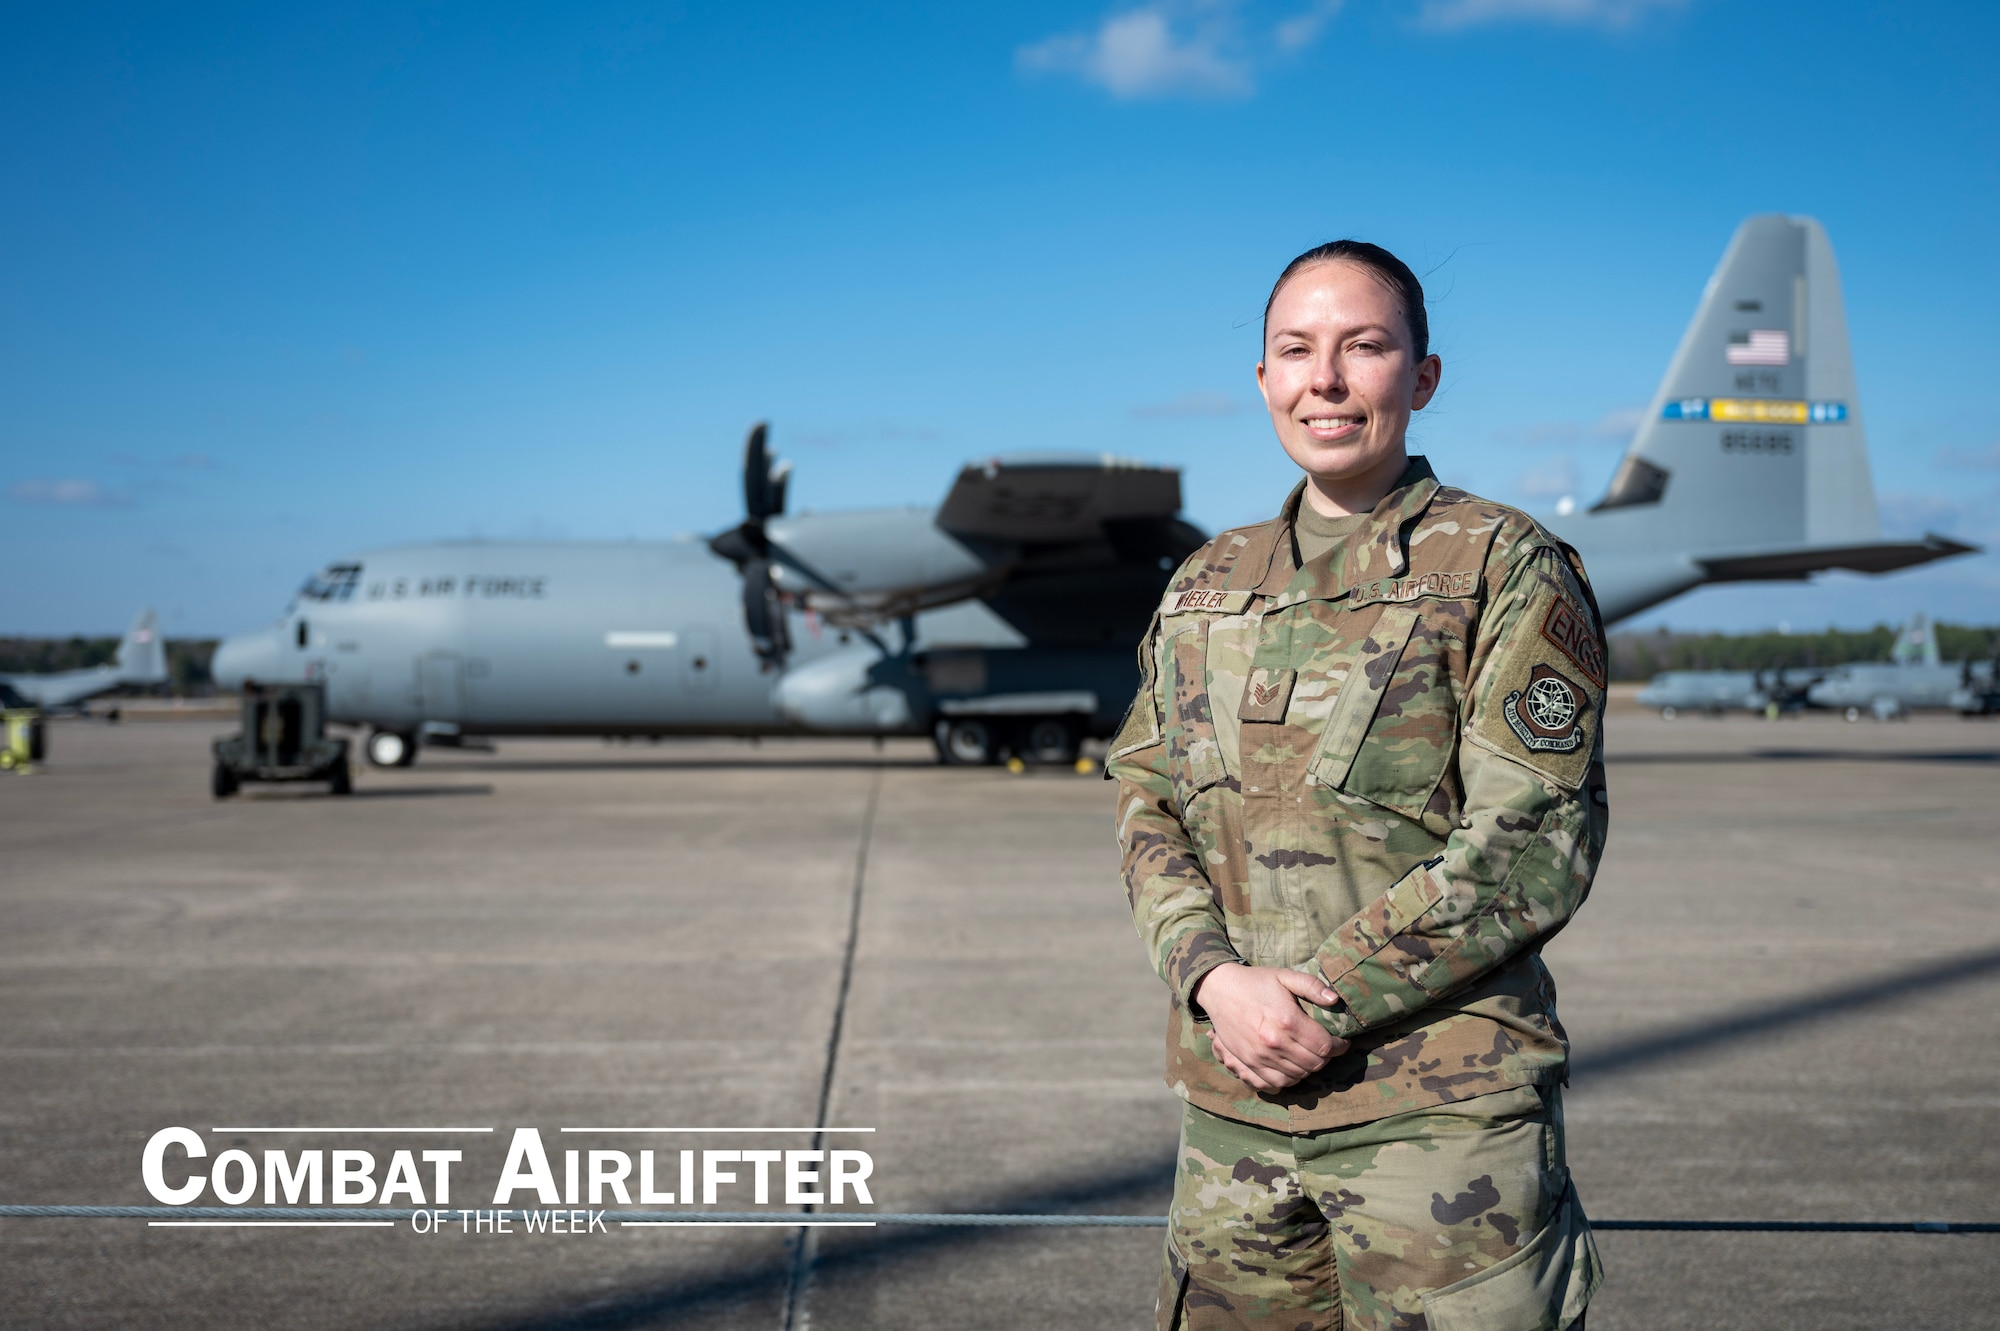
1348;570;1479;606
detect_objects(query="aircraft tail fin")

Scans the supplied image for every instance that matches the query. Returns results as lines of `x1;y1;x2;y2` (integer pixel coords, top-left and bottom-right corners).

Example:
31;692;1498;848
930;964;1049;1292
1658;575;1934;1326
1580;214;1971;600
1891;611;1940;667
115;609;168;685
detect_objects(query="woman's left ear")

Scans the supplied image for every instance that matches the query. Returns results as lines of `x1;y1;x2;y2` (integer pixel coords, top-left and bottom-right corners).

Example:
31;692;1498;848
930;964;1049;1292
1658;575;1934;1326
1411;355;1442;411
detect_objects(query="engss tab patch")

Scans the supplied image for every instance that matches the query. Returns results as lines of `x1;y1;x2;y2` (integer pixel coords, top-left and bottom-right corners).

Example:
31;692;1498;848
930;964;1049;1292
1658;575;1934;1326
1540;597;1606;688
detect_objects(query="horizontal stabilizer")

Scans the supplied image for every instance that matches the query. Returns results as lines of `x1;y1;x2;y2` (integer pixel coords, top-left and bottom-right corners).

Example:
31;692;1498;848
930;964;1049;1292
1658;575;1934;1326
1698;533;1978;583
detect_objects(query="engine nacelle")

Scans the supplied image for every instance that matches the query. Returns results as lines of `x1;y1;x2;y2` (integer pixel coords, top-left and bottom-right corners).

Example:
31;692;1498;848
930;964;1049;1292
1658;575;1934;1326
773;643;919;734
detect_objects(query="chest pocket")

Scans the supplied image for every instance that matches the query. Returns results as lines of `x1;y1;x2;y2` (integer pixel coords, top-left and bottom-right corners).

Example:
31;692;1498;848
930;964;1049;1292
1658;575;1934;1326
1162;620;1230;808
1307;601;1462;822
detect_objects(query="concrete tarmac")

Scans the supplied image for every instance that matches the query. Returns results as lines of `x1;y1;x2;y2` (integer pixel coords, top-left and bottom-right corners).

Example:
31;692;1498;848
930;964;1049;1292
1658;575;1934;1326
1;711;1996;1329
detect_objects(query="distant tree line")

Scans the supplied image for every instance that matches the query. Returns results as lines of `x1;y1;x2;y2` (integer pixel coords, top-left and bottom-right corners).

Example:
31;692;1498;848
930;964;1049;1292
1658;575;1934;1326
1608;623;2000;681
0;637;220;695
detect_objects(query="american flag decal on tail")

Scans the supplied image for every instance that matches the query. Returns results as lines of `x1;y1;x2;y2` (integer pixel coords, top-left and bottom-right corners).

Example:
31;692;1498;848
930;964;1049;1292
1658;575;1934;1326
1726;329;1790;366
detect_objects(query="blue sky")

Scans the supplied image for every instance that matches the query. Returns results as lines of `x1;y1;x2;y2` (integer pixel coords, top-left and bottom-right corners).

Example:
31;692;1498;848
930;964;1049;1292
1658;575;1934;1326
3;0;1995;637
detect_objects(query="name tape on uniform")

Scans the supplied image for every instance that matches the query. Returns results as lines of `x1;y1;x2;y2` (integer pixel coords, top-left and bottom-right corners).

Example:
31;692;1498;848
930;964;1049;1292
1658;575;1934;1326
1348;570;1478;607
1165;588;1256;615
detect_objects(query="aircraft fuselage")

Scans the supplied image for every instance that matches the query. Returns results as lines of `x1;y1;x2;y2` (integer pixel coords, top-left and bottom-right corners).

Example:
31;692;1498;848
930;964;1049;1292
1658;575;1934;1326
212;539;850;735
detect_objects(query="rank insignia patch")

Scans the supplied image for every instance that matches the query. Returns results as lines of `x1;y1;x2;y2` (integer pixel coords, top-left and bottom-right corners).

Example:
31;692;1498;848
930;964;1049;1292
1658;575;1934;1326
1503;664;1585;754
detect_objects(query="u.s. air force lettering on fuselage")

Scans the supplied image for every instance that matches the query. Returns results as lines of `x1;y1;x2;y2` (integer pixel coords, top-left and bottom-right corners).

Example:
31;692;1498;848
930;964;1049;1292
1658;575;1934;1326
367;576;549;601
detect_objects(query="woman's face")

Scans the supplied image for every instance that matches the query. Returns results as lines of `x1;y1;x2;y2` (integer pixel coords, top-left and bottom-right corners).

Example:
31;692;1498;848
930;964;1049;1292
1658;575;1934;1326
1257;261;1441;513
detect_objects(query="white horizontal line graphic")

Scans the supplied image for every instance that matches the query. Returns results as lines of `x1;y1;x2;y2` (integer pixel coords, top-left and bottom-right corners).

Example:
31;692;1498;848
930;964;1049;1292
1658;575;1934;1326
604;631;679;649
209;1119;494;1127
564;1119;876;1127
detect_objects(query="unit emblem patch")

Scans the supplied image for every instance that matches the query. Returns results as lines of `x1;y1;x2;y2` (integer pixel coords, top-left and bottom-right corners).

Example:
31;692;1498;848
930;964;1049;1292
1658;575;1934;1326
1503;664;1585;754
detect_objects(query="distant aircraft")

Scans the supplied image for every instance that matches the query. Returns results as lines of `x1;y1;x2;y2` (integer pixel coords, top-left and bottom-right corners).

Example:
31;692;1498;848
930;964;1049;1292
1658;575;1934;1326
211;214;1974;765
1637;614;1999;720
0;609;168;711
1808;614;1997;718
1634;668;1808;719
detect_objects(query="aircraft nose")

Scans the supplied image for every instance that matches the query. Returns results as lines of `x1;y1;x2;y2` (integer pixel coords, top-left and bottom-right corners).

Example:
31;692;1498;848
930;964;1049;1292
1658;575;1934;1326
211;627;283;690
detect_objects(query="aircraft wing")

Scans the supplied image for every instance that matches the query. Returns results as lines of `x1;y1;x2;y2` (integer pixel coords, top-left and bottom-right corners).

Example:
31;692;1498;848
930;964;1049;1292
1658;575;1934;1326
0;666;122;710
1696;533;1978;582
934;454;1183;546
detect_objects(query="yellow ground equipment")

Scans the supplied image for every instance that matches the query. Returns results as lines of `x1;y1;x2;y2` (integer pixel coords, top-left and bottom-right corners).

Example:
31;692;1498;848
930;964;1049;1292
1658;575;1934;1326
0;698;44;773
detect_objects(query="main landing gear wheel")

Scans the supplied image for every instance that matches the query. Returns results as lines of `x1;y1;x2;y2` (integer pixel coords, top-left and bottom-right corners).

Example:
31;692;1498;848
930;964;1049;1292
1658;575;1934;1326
935;718;998;766
367;730;418;768
1017;716;1080;766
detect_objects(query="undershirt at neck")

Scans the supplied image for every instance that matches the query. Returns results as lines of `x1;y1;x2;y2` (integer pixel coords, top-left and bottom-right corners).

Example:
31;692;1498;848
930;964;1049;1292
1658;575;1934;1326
1293;504;1368;568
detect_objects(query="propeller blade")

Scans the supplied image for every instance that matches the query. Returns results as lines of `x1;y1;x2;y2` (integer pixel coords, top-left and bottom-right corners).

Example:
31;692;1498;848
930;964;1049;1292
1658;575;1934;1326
740;557;790;670
743;422;775;520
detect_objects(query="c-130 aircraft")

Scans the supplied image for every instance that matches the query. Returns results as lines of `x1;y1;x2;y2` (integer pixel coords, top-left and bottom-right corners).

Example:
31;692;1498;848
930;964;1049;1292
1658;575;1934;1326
212;214;1972;767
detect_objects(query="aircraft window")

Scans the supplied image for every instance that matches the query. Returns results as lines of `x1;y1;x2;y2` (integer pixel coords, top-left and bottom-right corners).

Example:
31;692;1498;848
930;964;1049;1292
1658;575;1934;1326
1590;456;1670;512
294;563;363;604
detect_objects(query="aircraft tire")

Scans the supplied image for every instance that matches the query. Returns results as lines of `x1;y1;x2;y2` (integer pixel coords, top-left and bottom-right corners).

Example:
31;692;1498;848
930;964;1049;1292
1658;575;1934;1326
1843;707;1861;723
1660;707;1677;721
211;762;239;799
367;729;417;768
1017;716;1080;766
935;719;998;766
328;764;353;796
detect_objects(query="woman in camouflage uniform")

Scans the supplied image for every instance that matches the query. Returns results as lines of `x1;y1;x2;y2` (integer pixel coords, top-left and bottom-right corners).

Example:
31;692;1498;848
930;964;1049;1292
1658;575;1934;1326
1109;241;1609;1331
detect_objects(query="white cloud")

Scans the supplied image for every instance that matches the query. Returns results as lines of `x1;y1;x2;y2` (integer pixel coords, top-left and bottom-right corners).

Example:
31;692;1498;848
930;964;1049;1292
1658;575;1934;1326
1878;488;2000;542
1492;405;1643;448
6;479;133;507
1134;391;1249;418
1017;4;1254;99
1276;0;1345;50
1934;441;2000;472
1515;456;1579;499
1592;405;1646;441
1418;0;1687;30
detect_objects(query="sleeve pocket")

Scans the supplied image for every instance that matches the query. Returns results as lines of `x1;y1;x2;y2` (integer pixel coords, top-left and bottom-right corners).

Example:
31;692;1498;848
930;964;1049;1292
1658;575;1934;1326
1165;624;1228;807
1420;1177;1602;1331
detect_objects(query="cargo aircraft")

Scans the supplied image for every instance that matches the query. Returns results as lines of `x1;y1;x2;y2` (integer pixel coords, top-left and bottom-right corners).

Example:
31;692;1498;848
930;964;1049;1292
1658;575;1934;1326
212;214;1973;766
1;609;168;712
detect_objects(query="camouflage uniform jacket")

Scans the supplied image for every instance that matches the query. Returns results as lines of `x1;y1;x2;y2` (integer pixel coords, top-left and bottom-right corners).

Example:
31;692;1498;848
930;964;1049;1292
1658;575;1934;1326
1108;456;1611;1132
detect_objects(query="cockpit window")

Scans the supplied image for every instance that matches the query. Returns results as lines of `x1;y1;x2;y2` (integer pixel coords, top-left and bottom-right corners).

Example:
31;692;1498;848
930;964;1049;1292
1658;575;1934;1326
293;563;363;606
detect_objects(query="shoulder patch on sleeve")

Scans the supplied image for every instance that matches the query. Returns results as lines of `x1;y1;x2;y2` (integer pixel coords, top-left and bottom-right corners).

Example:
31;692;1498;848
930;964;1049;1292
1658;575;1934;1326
1540;595;1607;688
1470;560;1605;789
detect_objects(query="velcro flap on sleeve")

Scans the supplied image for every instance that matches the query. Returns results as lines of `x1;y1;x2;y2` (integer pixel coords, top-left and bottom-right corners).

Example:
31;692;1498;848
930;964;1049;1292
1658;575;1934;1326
1314;859;1446;997
1468;573;1605;791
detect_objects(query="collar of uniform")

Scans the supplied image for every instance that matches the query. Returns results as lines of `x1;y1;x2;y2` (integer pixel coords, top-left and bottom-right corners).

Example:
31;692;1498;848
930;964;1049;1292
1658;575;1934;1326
1253;456;1440;605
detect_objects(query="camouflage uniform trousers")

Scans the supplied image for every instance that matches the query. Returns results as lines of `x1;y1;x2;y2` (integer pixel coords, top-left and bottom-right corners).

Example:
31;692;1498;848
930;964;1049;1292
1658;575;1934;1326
1158;1082;1600;1331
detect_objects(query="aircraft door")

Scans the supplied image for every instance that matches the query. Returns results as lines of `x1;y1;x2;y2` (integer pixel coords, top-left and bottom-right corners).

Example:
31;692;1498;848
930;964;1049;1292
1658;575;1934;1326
682;628;719;695
418;652;465;721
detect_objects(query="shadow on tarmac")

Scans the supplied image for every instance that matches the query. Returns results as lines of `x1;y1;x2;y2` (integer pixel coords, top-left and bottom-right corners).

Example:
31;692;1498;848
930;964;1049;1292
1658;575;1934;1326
1572;946;2000;1080
1610;748;2000;766
240;785;496;800
437;949;2000;1329
453;1155;1175;1331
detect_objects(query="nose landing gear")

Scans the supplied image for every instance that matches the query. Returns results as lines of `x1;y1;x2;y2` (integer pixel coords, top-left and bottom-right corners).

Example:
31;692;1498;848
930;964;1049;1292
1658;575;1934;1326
366;729;419;768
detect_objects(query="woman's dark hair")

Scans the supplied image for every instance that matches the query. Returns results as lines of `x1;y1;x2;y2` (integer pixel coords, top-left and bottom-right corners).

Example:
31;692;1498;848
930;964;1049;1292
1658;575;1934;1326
1262;240;1429;361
